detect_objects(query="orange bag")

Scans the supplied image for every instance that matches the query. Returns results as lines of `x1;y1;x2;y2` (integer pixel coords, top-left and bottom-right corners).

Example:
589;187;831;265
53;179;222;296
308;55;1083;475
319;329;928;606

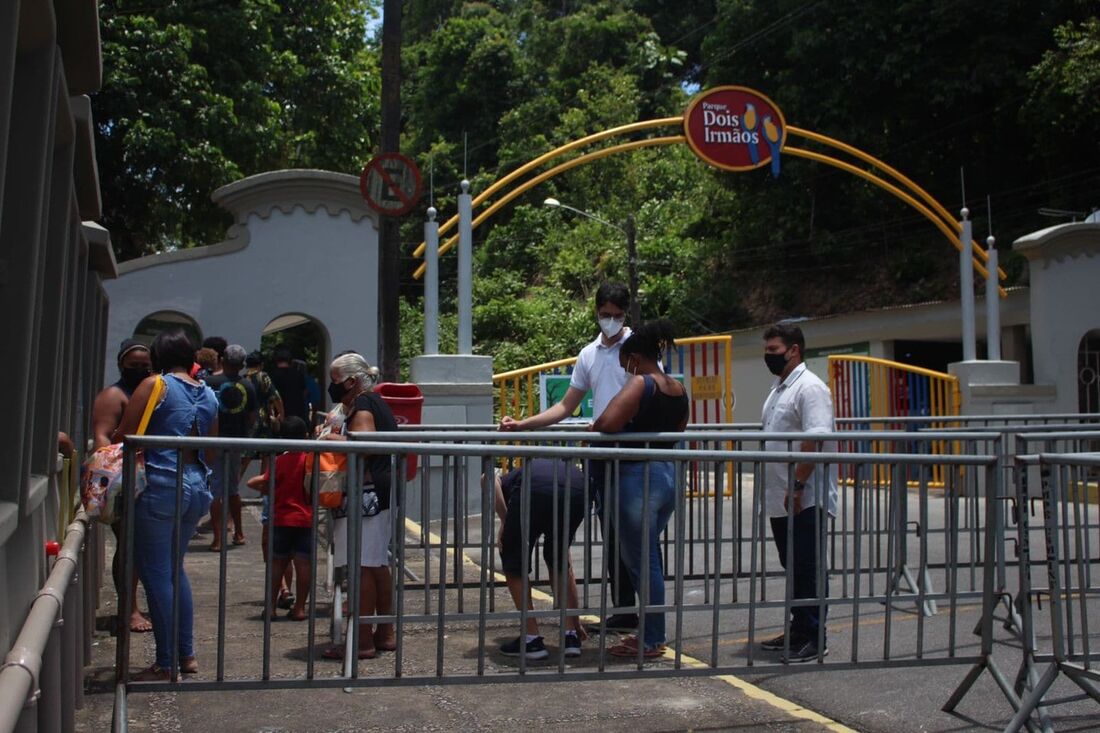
303;451;347;509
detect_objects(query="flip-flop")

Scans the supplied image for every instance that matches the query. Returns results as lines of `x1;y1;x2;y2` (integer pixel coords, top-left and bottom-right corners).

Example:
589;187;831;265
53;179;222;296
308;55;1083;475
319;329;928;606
321;645;376;660
287;610;307;622
608;642;666;659
232;537;247;546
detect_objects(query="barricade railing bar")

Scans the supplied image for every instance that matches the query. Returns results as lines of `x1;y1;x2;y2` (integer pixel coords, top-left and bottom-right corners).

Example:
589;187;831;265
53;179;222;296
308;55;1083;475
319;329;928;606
109;434;1018;732
345;429;1002;606
0;512;90;733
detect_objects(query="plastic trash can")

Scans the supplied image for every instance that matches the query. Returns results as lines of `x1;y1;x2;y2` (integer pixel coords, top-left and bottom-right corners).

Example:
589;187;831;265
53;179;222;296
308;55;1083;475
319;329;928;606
374;382;423;480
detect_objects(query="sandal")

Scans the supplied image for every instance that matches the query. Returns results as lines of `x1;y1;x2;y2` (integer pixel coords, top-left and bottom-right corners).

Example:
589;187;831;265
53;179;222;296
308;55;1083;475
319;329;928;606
276;591;295;610
321;644;376;660
131;665;170;682
608;641;666;659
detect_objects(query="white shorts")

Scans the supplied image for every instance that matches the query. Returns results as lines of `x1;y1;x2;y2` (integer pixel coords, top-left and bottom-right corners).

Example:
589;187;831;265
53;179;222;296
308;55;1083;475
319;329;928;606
333;508;392;568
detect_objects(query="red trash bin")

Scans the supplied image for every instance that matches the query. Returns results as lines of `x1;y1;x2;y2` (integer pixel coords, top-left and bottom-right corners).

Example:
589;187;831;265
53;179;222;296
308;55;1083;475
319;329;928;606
374;382;423;480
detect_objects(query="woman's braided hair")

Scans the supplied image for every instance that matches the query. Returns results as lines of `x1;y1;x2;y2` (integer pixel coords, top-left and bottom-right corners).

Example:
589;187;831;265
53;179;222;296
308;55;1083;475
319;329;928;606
620;318;676;362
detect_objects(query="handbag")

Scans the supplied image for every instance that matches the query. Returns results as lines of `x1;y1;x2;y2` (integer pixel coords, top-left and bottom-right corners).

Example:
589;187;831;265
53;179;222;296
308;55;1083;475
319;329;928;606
82;375;164;523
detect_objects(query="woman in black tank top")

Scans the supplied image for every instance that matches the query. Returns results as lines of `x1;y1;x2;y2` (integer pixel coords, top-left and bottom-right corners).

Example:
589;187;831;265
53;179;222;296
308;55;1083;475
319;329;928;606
592;319;687;657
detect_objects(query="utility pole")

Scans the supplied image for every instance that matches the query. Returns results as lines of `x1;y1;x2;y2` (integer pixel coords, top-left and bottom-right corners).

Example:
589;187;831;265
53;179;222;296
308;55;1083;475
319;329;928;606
625;214;641;325
378;0;402;381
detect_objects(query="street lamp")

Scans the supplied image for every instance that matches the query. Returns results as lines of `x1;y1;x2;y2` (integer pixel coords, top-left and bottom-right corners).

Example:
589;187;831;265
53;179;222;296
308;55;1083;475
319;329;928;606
543;198;641;324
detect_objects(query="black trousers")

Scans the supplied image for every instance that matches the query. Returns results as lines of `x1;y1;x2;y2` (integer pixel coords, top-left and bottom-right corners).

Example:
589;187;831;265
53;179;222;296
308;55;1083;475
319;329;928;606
590;461;637;611
770;507;829;642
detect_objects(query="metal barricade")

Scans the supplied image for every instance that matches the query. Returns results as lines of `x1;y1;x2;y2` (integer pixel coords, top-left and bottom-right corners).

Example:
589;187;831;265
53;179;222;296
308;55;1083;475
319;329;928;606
110;434;1011;730
1005;443;1100;733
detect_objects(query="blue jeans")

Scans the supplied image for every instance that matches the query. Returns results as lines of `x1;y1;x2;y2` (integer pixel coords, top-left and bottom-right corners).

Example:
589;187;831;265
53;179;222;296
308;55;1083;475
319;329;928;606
611;461;676;650
134;464;211;669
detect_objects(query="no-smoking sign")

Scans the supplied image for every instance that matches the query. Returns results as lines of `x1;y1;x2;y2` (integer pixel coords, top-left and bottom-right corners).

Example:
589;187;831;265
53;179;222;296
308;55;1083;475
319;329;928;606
360;153;423;216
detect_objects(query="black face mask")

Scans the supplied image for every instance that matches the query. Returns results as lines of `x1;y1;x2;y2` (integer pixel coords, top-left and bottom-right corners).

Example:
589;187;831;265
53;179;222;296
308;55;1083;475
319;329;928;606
327;380;349;403
764;351;789;376
120;366;151;391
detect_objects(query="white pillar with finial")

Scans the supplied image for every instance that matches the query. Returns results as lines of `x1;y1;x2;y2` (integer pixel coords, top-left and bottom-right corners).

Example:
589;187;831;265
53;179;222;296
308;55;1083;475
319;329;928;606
985;235;1001;361
457;180;472;354
960;207;977;361
424;206;439;355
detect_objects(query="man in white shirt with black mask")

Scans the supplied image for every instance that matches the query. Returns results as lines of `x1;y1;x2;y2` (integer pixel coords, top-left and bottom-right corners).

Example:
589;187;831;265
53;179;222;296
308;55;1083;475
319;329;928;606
760;322;837;663
500;282;638;630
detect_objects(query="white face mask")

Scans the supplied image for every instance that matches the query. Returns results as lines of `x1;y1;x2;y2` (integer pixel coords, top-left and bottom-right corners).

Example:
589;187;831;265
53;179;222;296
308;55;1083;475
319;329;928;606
599;316;624;339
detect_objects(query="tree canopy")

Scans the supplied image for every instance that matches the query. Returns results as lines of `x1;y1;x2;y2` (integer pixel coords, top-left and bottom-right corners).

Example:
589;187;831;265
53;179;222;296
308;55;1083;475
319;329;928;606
93;1;1100;374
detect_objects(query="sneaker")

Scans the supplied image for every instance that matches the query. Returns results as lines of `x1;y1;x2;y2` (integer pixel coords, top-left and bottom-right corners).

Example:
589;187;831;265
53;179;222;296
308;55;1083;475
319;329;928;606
760;633;807;651
564;633;582;658
781;638;828;664
604;614;639;632
500;636;549;660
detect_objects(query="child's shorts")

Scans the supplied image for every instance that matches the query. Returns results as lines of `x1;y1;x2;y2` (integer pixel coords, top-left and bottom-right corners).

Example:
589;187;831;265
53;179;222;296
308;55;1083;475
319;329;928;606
272;525;313;559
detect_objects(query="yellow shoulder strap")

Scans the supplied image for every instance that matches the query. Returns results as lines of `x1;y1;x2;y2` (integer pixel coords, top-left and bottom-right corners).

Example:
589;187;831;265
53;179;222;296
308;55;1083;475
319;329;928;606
136;375;164;436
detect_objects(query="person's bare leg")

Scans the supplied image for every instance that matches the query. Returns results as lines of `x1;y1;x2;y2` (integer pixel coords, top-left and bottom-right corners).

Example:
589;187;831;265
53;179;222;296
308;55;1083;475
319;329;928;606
371;566;396;650
289;557;311;620
504;573;540;637
268;557;291;619
546;563;586;640
129;572;151;632
209;498;224;551
355;567;377;656
230;495;245;543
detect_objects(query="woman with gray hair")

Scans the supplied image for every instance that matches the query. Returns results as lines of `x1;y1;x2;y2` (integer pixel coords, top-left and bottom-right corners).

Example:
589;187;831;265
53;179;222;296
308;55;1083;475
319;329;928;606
317;352;397;660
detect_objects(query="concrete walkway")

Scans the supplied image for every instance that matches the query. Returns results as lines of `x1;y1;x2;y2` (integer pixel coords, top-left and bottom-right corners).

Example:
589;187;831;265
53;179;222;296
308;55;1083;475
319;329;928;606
75;504;852;733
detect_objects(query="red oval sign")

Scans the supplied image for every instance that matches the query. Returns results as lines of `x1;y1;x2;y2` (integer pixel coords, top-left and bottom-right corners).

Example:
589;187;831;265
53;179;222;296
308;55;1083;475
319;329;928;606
683;86;787;176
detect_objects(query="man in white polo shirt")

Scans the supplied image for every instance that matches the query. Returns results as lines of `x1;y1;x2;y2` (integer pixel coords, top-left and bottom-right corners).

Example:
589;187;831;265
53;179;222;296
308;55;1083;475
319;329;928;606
760;322;837;663
500;282;638;630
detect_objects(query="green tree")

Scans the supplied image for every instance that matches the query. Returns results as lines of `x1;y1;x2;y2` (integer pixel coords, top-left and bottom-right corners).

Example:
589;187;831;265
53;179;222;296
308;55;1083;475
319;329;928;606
94;0;380;260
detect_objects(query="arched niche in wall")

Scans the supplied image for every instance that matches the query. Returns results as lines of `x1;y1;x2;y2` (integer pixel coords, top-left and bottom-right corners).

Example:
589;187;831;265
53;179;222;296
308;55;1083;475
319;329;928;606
133;310;203;349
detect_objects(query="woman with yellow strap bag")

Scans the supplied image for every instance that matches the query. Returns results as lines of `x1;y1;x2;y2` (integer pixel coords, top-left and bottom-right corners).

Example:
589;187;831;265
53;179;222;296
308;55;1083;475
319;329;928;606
113;329;220;681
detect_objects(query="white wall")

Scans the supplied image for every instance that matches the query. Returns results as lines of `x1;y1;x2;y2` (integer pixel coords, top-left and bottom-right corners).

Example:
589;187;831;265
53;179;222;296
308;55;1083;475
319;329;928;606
103;170;379;384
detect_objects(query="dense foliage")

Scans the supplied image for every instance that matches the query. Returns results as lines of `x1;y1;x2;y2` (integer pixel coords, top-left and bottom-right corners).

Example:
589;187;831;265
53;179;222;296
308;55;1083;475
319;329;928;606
94;1;1100;374
94;0;380;259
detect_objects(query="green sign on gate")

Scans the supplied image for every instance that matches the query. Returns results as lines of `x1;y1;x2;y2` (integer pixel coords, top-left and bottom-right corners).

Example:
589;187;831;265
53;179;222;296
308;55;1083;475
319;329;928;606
539;373;686;420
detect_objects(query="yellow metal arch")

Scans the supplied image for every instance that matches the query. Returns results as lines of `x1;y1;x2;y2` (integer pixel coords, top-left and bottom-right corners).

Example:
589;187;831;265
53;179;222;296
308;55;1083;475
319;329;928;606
411;114;1007;293
411;135;684;280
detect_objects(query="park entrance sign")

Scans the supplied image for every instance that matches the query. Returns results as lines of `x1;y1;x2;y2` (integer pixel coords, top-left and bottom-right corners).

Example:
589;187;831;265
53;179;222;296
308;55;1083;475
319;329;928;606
683;85;787;177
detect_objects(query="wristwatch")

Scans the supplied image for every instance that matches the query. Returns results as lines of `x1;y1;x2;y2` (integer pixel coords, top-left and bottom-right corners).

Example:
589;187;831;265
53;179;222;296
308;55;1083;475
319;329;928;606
793;480;806;493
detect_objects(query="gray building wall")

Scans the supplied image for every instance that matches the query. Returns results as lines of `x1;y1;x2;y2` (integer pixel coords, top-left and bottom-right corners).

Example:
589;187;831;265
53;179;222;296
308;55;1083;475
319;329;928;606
0;0;113;715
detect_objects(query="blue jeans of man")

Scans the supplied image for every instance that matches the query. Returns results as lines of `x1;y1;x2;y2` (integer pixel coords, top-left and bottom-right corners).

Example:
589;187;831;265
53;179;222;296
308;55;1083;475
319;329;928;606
769;507;829;644
134;463;211;669
612;460;676;650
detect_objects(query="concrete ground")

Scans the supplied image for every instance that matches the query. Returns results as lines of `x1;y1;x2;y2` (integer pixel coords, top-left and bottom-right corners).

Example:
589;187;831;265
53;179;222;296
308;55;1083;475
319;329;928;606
75;504;847;733
74;483;1099;733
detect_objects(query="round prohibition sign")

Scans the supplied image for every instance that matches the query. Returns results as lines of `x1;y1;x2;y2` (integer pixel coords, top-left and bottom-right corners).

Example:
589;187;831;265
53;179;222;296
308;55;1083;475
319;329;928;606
360;153;423;217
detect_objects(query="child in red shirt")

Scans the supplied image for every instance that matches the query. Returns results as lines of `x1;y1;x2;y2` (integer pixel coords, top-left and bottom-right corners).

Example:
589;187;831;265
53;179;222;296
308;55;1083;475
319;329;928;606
248;416;313;620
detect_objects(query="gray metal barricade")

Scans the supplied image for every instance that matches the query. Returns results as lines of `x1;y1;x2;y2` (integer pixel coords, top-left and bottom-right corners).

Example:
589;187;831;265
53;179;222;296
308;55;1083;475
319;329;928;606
1004;450;1100;733
110;434;1012;730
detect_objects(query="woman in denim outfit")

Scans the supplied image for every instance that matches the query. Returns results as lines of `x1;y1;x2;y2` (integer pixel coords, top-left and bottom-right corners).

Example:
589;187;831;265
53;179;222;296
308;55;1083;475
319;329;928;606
114;329;218;680
592;320;688;658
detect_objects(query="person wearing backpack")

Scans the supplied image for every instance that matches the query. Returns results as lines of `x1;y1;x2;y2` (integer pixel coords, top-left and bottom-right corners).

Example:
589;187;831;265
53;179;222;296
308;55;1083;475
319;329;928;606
205;344;257;551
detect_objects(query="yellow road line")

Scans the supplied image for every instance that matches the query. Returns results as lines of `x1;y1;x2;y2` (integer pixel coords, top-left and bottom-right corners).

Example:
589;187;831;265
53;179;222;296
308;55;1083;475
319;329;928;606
404;517;854;732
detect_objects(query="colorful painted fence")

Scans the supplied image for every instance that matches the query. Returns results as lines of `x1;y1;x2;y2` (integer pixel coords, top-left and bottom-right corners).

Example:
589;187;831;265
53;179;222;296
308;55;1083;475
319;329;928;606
829;354;961;486
493;334;734;425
